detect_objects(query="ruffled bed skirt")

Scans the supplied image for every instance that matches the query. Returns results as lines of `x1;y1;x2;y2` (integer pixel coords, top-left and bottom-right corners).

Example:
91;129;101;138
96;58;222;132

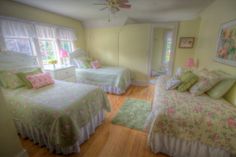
148;132;236;157
15;111;105;155
77;80;131;95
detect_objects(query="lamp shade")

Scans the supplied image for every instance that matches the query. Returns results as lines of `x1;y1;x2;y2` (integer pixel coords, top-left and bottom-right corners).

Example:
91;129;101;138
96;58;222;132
185;57;195;68
60;49;69;58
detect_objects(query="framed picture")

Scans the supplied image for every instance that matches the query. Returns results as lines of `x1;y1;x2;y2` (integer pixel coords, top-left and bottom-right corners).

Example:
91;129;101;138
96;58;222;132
215;19;236;67
179;37;195;48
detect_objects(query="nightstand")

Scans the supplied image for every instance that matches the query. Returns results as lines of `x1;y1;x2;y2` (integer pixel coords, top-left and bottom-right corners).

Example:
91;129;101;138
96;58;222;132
44;65;76;82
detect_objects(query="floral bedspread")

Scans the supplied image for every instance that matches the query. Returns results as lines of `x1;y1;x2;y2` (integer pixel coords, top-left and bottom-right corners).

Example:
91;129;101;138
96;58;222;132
2;81;111;147
147;76;236;154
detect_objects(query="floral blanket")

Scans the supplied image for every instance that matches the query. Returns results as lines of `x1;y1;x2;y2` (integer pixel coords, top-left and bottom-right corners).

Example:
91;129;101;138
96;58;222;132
147;76;236;154
2;81;111;147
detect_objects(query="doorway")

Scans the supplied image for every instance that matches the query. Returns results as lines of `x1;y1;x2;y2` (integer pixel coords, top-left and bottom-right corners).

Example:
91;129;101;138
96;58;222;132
148;23;178;83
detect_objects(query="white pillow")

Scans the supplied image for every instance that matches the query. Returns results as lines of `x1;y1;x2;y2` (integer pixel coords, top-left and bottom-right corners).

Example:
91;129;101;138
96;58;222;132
166;77;182;90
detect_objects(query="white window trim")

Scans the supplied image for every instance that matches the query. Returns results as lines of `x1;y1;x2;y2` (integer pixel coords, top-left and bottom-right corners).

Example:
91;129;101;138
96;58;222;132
0;16;77;67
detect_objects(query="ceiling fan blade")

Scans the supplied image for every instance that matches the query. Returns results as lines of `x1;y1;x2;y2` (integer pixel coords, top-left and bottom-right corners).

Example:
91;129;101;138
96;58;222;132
118;0;129;3
119;4;131;8
100;7;108;11
93;3;107;5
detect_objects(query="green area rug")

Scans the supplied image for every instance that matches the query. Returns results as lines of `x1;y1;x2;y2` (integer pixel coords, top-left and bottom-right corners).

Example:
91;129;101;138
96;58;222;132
112;98;151;131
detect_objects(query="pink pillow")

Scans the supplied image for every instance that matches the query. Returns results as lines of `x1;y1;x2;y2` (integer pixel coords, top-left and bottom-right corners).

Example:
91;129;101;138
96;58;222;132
91;60;101;69
26;72;54;89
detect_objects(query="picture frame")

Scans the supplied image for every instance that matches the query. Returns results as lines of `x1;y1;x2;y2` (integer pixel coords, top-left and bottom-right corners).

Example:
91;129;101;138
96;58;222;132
179;37;195;48
215;19;236;67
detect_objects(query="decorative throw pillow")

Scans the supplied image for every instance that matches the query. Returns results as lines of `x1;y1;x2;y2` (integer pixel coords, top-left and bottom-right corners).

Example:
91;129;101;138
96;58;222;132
224;83;236;106
207;79;236;99
190;71;222;96
177;71;198;92
73;57;92;68
166;77;182;90
17;68;42;88
26;72;54;89
91;60;101;69
0;71;24;89
175;67;190;78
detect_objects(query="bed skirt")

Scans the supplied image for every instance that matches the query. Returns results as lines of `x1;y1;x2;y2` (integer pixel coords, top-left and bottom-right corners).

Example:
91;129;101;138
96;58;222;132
15;111;105;155
148;133;236;157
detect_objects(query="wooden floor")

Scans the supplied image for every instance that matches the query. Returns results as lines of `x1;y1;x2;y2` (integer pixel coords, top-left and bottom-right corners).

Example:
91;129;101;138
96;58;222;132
20;85;168;157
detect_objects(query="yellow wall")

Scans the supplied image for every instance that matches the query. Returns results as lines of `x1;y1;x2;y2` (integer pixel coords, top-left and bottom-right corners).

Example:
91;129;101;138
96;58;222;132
0;90;26;157
0;0;85;49
195;0;236;74
119;24;150;82
86;24;151;83
86;27;120;66
173;18;201;72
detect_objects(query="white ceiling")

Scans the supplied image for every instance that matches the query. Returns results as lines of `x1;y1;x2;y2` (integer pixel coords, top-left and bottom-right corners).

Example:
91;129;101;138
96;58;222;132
14;0;214;27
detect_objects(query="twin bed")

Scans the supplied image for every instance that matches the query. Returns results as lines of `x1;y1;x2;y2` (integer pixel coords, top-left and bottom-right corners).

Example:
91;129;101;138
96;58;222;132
70;49;131;95
0;51;111;154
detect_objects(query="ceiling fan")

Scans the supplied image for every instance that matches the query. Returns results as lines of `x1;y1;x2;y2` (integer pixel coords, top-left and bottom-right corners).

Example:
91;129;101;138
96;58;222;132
94;0;131;14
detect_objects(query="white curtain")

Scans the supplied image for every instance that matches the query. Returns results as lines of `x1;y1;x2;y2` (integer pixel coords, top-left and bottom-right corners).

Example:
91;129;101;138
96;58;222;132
0;19;35;38
35;24;56;39
57;28;77;40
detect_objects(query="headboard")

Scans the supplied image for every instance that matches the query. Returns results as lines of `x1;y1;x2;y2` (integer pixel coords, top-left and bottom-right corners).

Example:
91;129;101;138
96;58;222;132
0;51;40;71
69;48;89;65
70;48;89;58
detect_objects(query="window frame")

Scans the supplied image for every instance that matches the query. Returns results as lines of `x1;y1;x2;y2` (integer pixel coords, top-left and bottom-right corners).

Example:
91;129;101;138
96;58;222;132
4;36;35;56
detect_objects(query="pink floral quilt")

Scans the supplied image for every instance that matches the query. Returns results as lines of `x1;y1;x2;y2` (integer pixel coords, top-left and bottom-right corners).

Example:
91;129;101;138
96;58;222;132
148;76;236;154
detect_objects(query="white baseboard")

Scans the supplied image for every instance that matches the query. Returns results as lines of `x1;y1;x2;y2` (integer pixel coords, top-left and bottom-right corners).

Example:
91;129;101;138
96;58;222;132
131;80;149;86
16;149;28;157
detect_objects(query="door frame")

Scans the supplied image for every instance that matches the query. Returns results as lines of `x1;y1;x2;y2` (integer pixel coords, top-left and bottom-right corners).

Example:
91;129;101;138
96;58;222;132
147;22;179;77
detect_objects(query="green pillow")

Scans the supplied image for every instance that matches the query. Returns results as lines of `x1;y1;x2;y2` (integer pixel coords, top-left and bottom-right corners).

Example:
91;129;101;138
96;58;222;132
178;71;198;92
224;83;236;106
74;57;92;68
207;79;236;99
0;71;25;89
17;68;42;88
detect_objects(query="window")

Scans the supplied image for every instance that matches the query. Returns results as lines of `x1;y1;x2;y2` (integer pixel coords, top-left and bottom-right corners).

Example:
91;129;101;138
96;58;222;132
39;40;58;65
4;37;33;55
0;18;77;66
60;40;74;53
162;31;173;65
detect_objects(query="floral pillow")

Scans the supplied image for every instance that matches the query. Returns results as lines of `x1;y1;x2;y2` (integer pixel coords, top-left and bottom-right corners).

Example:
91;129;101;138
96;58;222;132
26;72;54;89
91;60;101;69
190;71;222;96
0;71;25;89
166;77;182;90
17;68;42;88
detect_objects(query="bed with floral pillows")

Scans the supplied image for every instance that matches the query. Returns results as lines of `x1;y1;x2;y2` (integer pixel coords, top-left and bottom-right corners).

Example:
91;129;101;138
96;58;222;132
146;67;236;157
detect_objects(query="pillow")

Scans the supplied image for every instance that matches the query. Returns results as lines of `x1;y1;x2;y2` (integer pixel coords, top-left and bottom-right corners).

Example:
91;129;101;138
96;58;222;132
91;60;101;69
207;79;236;99
17;68;42;88
166;77;182;90
26;72;54;89
224;83;236;106
177;71;198;92
0;71;24;89
175;67;190;78
73;57;92;68
189;71;222;96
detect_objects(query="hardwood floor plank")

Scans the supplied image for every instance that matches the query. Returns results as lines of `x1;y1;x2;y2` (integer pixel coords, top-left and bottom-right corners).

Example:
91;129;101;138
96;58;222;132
20;85;168;157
